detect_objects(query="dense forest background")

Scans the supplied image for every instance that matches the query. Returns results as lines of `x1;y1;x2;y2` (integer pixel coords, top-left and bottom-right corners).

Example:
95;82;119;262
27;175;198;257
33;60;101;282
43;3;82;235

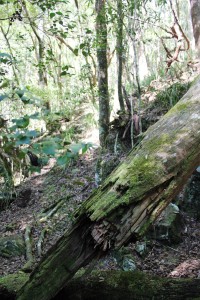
0;0;198;192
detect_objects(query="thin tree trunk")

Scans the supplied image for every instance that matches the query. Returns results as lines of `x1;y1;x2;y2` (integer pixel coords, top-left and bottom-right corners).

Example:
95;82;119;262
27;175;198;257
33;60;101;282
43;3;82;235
95;0;110;147
116;0;125;111
17;79;200;300
130;3;142;134
190;0;200;58
0;26;20;85
19;0;47;86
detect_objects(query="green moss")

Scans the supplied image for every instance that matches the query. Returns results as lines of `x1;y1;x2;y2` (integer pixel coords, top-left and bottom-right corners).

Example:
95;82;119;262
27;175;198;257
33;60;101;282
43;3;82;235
167;101;190;114
0;272;29;293
85;153;166;221
142;133;172;153
86;270;164;297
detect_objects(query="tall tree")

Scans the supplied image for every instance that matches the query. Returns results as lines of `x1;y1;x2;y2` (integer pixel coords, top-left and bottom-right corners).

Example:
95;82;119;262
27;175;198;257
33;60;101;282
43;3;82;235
19;0;47;86
95;0;110;147
190;0;200;58
116;0;125;111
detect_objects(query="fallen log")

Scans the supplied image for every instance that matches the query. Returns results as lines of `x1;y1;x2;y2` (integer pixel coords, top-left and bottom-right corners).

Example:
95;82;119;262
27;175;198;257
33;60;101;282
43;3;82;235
56;270;200;300
17;78;200;300
2;271;200;300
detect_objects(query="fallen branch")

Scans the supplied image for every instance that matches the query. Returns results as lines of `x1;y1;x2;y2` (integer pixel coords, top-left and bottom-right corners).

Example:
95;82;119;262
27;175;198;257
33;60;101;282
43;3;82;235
22;226;34;272
37;228;48;257
39;195;73;222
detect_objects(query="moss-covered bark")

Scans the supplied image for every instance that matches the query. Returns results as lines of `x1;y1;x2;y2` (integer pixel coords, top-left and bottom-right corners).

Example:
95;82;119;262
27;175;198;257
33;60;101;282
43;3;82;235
2;271;200;300
57;270;200;300
17;80;200;300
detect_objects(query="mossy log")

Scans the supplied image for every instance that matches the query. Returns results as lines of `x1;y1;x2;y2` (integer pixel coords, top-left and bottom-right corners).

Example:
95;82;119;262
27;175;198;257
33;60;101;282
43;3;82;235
56;271;200;300
17;80;200;300
2;271;200;300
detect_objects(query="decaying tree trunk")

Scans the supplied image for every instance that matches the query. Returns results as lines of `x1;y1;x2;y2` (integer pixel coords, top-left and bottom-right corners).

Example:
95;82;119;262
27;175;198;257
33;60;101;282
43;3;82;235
17;79;200;300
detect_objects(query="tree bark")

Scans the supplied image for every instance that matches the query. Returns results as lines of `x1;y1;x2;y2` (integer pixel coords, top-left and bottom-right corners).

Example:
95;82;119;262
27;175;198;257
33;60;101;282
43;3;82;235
190;0;200;58
2;271;200;300
20;0;47;86
116;0;125;111
17;78;200;300
95;0;110;147
56;271;200;300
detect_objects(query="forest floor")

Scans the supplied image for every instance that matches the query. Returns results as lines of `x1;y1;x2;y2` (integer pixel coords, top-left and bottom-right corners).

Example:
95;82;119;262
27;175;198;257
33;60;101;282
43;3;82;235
0;70;200;281
0;147;200;279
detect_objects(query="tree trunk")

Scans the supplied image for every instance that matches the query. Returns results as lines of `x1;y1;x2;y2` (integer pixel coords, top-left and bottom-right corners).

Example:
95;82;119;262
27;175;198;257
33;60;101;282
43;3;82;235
20;0;47;86
17;78;200;300
2;271;200;300
116;0;125;111
56;271;200;300
95;0;110;147
190;0;200;58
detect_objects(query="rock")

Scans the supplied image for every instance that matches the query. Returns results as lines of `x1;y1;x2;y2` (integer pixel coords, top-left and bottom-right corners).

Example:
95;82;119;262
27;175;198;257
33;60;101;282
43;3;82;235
135;241;147;257
182;168;200;219
0;235;25;258
148;203;184;243
122;256;136;271
113;247;136;271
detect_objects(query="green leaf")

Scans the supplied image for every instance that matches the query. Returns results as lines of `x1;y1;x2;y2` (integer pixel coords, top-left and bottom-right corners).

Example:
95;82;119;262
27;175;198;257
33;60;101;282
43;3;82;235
82;142;93;154
12;116;29;129
73;48;79;56
57;154;70;166
18;151;26;160
80;43;85;49
0;52;12;59
60;71;67;76
56;11;63;15
62;65;69;70
0;80;9;88
16;89;25;98
69;142;93;155
50;12;55;18
60;32;67;38
15;135;31;146
86;28;92;34
41;141;58;155
25;130;39;138
29;112;40;120
29;165;41;173
0;94;8;101
82;50;88;57
21;96;31;104
69;143;82;154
